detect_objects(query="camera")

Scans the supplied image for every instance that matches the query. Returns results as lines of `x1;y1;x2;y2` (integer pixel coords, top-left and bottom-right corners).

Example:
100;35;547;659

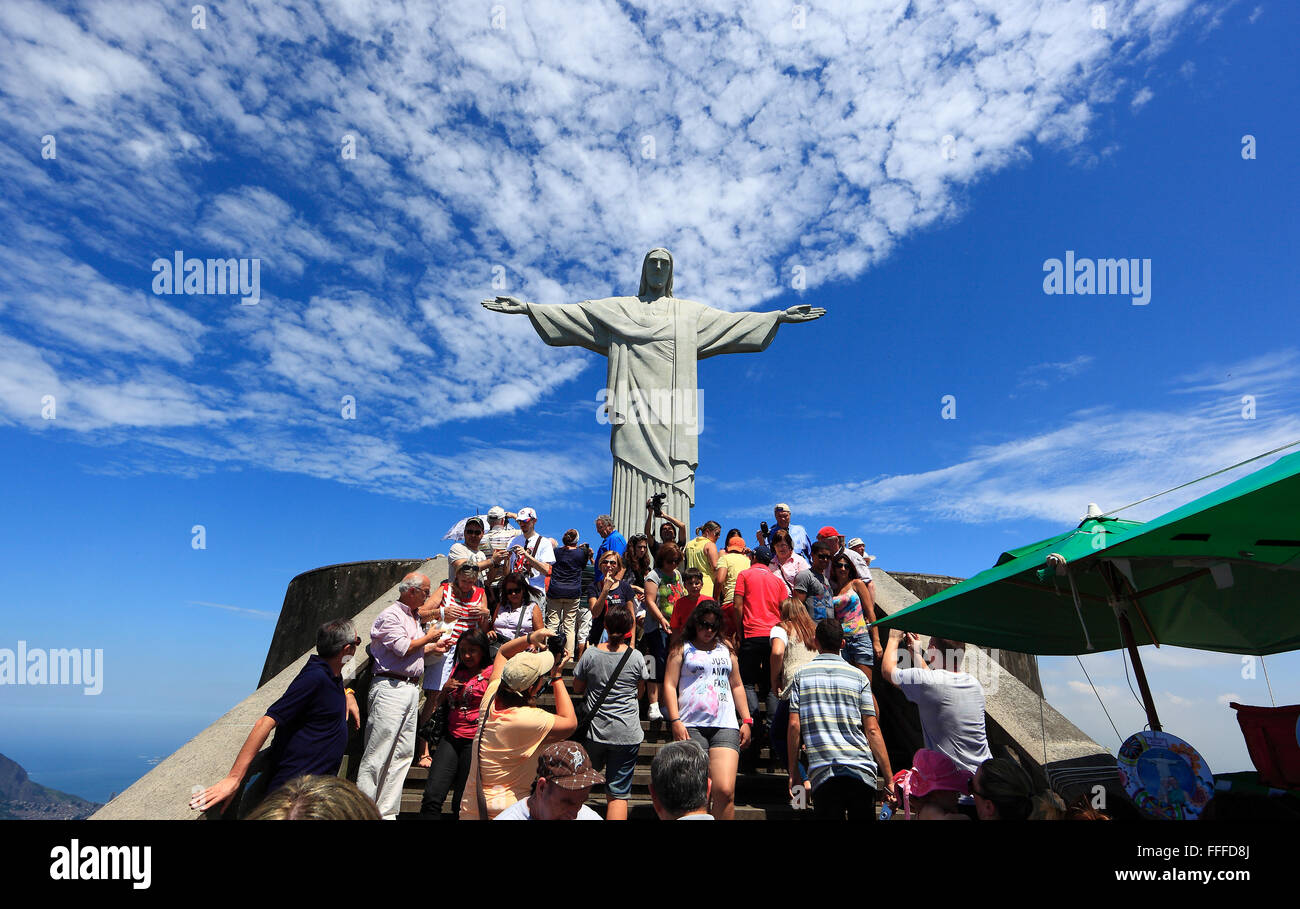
760;521;769;535
650;492;667;517
547;632;567;662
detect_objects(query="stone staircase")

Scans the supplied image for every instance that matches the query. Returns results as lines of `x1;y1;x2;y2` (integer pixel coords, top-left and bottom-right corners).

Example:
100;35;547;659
398;665;799;819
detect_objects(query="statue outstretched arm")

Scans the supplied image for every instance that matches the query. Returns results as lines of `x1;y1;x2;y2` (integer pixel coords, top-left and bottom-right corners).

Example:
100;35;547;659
481;295;528;314
482;295;609;354
778;304;826;323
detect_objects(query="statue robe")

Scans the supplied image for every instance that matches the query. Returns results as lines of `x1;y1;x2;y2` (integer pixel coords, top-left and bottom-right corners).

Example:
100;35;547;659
523;295;782;534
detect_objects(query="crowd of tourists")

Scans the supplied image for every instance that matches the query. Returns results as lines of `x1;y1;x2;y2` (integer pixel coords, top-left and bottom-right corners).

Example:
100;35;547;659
191;500;1109;821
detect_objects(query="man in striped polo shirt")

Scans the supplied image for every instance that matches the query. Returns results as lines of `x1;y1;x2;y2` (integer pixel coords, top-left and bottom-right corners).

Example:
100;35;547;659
787;617;895;819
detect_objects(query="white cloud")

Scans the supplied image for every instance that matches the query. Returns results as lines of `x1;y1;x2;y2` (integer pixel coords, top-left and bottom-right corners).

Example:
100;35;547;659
1131;86;1155;109
1017;355;1096;389
1173;348;1300;397
0;0;1220;503
749;350;1300;528
187;600;276;620
1069;679;1123;699
1144;647;1242;670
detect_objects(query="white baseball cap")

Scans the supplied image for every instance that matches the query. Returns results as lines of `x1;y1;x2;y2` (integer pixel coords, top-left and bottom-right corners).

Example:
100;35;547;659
487;506;506;521
518;507;538;522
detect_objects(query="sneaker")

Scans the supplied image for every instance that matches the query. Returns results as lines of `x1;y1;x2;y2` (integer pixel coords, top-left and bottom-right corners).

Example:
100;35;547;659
648;702;663;721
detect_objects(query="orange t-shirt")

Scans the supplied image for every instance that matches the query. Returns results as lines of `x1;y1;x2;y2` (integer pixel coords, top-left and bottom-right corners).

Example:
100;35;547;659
460;676;555;819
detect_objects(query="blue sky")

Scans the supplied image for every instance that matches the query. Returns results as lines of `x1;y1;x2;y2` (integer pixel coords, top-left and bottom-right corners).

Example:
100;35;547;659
1;0;1298;802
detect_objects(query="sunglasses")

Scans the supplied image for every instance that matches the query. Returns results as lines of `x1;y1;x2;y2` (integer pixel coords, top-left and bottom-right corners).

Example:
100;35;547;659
505;587;524;595
698;622;719;632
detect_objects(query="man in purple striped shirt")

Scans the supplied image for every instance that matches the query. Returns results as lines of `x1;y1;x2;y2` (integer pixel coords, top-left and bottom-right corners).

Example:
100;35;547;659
357;572;450;819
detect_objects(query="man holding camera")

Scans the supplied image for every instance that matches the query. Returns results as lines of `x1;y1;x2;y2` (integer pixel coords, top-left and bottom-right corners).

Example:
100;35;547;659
509;507;555;616
770;503;812;563
460;627;578;819
645;494;687;559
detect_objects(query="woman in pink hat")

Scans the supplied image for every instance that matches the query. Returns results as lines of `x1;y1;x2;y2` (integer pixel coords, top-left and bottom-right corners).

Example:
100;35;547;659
891;749;972;820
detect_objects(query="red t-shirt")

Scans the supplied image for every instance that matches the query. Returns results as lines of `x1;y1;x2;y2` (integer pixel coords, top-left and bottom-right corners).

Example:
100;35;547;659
445;663;493;740
670;594;717;634
735;564;788;638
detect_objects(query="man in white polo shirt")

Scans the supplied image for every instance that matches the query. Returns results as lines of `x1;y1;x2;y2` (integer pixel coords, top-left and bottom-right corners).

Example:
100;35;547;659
509;506;555;619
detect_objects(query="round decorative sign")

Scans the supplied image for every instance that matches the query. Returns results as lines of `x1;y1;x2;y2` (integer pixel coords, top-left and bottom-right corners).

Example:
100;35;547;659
1117;730;1214;820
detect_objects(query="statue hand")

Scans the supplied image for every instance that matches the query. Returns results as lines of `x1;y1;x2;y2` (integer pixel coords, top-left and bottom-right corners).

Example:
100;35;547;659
482;296;527;314
782;304;826;323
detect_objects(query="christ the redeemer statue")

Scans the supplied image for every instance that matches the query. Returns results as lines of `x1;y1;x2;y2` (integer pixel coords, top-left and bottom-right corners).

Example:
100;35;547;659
482;248;825;535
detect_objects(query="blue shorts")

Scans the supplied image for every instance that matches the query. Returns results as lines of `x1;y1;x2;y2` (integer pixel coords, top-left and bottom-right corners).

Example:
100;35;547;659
584;741;639;799
843;632;874;668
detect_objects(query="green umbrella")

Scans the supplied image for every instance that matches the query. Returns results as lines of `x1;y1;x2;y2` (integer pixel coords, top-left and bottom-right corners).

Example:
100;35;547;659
876;449;1300;730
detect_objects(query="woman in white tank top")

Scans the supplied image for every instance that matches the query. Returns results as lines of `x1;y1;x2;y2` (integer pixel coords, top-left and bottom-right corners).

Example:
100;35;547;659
662;601;752;820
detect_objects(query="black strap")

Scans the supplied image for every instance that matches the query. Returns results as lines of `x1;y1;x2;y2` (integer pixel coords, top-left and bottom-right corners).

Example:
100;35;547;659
575;645;635;739
776;562;795;594
474;684;493;819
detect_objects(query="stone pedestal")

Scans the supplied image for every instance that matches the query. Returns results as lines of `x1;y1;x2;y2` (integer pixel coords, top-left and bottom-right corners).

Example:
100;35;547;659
611;459;691;539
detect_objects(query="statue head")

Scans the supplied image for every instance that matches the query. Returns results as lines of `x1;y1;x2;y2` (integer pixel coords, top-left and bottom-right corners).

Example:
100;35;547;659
638;248;674;298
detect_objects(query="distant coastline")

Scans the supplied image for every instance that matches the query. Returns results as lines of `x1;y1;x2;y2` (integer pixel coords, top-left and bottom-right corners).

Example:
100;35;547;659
0;752;102;820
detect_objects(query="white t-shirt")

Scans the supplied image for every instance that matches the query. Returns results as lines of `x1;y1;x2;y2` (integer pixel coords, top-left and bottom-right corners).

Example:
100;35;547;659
509;532;556;592
493;602;537;640
493;797;603;820
891;667;993;775
677;642;738;729
449;542;490;571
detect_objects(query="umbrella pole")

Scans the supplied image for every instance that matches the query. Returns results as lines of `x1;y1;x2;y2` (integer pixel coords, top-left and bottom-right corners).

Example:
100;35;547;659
1117;612;1162;732
1099;563;1162;731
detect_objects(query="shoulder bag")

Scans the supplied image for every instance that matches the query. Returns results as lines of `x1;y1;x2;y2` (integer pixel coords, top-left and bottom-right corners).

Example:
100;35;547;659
572;645;635;749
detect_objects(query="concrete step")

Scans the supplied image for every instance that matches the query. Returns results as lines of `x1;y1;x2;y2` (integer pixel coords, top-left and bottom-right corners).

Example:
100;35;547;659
407;737;782;772
404;677;795;819
399;790;800;821
403;760;789;801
